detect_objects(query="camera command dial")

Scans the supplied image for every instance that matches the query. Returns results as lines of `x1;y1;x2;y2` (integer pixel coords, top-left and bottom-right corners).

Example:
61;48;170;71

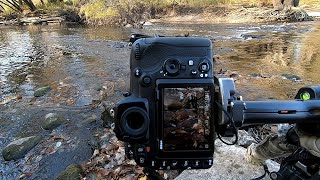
163;58;181;76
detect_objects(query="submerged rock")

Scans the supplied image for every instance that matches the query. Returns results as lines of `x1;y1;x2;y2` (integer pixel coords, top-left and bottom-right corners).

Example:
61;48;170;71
34;86;51;97
43;113;67;130
2;136;42;161
55;164;83;180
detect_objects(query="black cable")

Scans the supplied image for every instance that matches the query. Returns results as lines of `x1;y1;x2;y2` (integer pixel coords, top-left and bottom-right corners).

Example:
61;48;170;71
215;101;238;145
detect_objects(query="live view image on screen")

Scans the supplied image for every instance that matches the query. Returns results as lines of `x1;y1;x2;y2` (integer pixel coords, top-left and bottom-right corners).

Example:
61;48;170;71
163;87;211;151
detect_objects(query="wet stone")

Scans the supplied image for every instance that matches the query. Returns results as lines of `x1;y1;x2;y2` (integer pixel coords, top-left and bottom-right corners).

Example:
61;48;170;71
238;130;257;148
34;86;51;97
62;51;72;56
55;164;83;180
101;109;114;128
280;74;302;81
43;113;66;131
240;34;264;40
2;135;42;161
249;73;264;78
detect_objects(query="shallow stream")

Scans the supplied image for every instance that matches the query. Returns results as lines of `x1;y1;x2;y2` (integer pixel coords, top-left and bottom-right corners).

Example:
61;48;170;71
0;21;320;179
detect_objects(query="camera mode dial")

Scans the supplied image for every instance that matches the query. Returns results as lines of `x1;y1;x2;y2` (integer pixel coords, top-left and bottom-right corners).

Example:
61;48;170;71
163;58;181;76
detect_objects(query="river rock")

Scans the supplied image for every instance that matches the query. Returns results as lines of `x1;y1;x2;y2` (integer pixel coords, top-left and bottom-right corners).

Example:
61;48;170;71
55;164;83;180
2;136;42;161
280;74;301;81
34;86;51;97
43;113;66;130
237;130;257;148
240;34;264;40
101;108;114;128
143;21;153;26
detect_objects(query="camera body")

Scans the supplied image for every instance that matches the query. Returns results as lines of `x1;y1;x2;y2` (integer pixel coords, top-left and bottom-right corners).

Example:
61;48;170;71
115;37;215;170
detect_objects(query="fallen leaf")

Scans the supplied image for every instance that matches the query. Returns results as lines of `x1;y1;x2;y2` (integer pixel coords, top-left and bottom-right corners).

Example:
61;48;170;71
18;171;33;179
0;95;18;105
93;149;99;156
98;169;112;176
67;99;75;105
138;175;147;180
46;147;56;155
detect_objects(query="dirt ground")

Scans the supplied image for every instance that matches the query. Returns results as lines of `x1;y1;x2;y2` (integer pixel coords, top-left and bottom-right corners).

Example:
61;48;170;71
150;5;319;24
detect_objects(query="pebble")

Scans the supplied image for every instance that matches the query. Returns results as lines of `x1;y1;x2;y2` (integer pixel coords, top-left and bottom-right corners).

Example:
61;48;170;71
55;141;62;148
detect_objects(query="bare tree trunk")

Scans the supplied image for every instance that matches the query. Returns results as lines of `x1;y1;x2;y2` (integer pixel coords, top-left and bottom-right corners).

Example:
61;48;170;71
0;3;5;11
283;0;293;10
8;0;21;10
273;0;299;11
5;0;21;11
23;0;36;11
0;0;23;12
272;0;284;11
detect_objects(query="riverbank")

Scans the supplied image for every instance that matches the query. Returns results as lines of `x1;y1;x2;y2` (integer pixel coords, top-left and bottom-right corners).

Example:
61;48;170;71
150;6;318;24
0;5;318;27
0;9;83;26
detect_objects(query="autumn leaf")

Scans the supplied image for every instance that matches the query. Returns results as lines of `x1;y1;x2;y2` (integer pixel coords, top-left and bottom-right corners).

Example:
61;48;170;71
18;171;33;179
138;175;147;180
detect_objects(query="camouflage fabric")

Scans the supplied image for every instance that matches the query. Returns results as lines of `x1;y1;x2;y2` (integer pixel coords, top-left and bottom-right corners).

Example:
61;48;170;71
246;134;298;164
299;134;320;157
246;126;320;163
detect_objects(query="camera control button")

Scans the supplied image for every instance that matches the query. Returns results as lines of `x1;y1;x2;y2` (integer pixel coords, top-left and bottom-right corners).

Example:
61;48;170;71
161;161;167;167
182;160;190;168
134;68;142;77
191;70;197;75
198;60;210;72
203;159;213;168
141;76;152;86
151;161;156;167
137;145;145;153
171;160;178;167
188;60;194;66
138;157;146;164
193;160;201;168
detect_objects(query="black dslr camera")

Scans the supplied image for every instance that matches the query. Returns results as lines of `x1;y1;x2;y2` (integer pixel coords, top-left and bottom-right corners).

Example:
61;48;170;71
115;36;215;170
114;35;320;176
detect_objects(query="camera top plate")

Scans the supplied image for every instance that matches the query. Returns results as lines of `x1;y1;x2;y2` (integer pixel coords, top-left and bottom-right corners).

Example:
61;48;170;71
130;37;214;90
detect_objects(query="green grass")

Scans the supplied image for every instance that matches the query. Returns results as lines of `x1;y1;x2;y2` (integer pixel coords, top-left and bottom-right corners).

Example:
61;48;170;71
80;0;117;20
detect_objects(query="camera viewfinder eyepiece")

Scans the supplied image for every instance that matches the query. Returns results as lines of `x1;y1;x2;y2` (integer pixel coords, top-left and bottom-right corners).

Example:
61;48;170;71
120;107;149;138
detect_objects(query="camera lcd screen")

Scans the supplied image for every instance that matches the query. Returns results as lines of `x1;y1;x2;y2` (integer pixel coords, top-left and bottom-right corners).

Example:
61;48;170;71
162;87;211;151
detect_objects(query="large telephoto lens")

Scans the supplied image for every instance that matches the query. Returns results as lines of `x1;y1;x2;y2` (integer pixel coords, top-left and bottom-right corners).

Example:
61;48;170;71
120;107;149;138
